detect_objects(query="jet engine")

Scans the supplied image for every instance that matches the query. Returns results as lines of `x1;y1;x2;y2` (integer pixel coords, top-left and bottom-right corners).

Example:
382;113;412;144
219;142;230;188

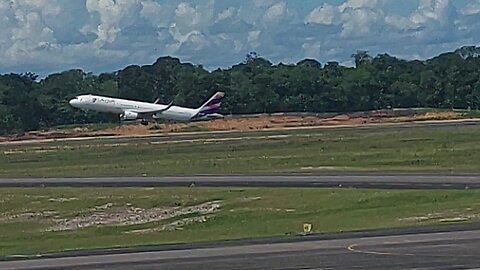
120;111;139;121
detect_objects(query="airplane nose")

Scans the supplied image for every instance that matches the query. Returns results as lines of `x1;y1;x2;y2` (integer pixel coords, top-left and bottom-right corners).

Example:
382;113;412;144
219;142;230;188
69;99;79;107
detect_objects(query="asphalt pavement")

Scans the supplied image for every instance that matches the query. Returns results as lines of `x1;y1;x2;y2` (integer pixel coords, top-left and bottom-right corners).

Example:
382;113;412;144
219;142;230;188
2;174;480;269
1;227;479;269
1;174;480;189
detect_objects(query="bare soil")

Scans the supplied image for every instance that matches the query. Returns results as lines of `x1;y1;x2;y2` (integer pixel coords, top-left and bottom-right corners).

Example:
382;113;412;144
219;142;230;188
0;110;466;142
47;200;221;232
91;110;465;135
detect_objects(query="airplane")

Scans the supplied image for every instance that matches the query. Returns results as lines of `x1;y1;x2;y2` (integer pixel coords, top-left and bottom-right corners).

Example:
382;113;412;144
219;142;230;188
69;91;225;125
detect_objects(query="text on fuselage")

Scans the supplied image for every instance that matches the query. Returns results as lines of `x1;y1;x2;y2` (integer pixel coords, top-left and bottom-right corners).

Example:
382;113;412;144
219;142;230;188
92;97;115;104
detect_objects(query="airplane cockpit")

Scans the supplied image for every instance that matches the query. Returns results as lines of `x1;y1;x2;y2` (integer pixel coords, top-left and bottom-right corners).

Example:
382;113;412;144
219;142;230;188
69;96;81;106
69;96;89;107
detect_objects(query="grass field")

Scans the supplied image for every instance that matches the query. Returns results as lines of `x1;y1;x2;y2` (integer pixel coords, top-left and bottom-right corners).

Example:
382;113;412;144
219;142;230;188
1;124;480;177
0;187;479;256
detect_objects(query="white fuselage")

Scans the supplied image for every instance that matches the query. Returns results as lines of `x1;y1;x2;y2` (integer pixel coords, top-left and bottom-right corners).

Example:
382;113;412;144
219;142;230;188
69;95;198;121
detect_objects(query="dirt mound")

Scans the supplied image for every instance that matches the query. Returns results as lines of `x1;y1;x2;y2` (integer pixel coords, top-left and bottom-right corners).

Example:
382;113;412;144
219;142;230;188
203;114;371;131
419;111;460;120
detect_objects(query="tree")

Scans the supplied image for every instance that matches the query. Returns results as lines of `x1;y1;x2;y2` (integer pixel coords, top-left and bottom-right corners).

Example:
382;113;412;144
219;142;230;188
245;51;259;63
2;73;44;131
1;46;480;135
351;50;373;68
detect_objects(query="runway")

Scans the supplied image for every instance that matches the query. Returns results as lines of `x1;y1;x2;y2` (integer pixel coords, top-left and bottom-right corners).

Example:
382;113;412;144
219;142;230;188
2;174;480;269
1;226;480;269
1;174;480;189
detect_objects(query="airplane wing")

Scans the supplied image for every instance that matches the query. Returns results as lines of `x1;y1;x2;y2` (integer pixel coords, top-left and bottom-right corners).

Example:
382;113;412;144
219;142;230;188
134;101;174;114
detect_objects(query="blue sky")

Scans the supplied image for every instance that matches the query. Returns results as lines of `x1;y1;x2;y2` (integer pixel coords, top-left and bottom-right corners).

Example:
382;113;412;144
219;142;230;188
0;0;479;77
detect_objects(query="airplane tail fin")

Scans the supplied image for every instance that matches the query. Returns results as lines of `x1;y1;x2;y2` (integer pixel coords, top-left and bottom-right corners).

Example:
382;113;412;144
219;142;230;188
197;91;225;115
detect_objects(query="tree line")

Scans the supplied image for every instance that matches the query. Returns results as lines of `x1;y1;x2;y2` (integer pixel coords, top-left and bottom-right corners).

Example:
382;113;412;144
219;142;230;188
1;47;480;135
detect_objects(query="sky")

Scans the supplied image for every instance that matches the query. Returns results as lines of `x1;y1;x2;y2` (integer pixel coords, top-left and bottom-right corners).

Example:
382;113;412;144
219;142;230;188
1;0;480;77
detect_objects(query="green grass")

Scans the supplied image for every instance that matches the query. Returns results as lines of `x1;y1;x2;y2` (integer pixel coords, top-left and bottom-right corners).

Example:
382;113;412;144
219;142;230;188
0;187;479;256
460;110;480;118
1;125;480;177
149;123;213;133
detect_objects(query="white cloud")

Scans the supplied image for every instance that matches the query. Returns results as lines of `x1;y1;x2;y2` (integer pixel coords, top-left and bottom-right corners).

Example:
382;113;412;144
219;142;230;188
217;7;236;22
411;0;456;25
175;2;199;25
340;8;383;37
248;30;261;48
140;1;164;26
385;14;416;30
306;0;386;38
1;1;58;66
84;0;143;47
339;0;380;12
305;4;338;25
462;0;480;15
301;0;468;62
264;2;287;21
0;0;478;77
253;0;277;8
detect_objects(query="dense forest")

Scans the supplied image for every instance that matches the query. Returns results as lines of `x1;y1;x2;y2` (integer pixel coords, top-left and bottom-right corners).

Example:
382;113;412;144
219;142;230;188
1;46;480;135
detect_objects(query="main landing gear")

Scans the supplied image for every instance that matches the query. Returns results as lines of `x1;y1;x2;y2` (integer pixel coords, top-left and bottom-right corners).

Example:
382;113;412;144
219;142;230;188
140;119;149;126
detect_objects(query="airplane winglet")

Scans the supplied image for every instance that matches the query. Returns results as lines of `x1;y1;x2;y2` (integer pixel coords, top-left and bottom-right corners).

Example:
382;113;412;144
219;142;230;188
157;101;174;113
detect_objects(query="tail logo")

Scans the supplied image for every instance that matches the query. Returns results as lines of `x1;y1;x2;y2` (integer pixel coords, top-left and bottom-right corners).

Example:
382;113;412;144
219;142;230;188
199;92;224;114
